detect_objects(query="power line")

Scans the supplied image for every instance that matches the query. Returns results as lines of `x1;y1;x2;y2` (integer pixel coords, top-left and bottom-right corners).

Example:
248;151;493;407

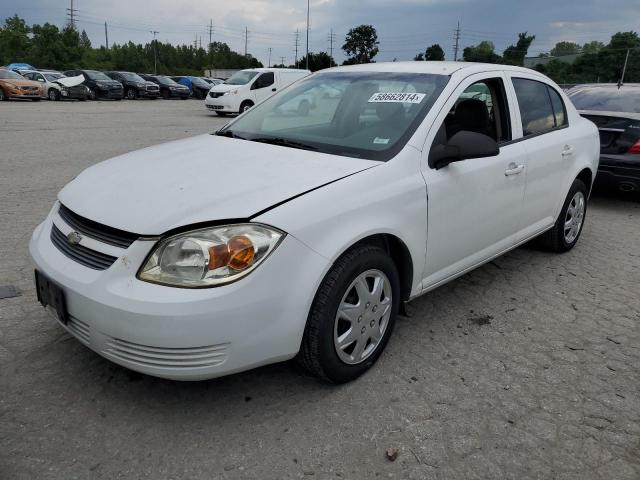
66;0;77;28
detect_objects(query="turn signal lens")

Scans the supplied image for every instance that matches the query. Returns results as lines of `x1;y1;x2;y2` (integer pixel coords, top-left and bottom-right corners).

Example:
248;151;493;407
228;235;255;270
208;243;230;270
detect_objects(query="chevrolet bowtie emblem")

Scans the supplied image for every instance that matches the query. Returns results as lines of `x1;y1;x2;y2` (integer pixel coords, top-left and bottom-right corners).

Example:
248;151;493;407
67;231;82;245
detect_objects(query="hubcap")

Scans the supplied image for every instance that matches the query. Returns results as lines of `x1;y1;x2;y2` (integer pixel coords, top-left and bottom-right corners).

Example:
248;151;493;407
334;269;392;365
49;90;56;100
564;191;585;244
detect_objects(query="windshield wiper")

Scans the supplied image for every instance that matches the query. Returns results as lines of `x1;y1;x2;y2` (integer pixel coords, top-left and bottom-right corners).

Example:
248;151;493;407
215;130;247;140
250;137;318;151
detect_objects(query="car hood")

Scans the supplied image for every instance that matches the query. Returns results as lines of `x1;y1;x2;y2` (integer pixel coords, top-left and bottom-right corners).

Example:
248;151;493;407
54;75;85;88
0;78;40;88
209;83;237;93
578;109;640;121
58;134;378;235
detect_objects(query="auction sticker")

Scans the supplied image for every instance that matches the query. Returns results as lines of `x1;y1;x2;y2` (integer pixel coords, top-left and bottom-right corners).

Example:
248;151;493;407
368;92;426;103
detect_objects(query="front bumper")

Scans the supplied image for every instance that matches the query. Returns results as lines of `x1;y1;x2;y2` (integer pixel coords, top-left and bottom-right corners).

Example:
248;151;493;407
595;154;640;192
205;96;236;112
96;87;124;99
29;205;328;380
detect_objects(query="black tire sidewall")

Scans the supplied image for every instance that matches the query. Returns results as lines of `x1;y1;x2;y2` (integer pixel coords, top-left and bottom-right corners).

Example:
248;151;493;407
240;101;253;113
556;179;588;251
313;247;400;383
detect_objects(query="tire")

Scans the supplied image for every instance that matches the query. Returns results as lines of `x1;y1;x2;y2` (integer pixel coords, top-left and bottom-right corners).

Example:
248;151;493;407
126;88;137;100
297;99;310;116
162;89;170;99
194;89;203;100
538;178;588;252
297;244;400;383
79;97;87;101
88;89;96;100
48;88;60;101
239;101;254;113
0;89;6;101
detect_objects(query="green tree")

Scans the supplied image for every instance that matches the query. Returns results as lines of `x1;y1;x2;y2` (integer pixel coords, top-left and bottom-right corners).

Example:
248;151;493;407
425;44;445;60
581;41;604;54
342;24;379;64
0;15;31;65
550;41;581;57
298;51;336;71
413;52;424;61
463;41;500;63
502;32;535;66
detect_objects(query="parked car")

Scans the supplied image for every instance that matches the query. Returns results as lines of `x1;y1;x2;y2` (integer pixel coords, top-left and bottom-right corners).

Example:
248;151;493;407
105;71;160;99
21;70;89;101
5;62;35;73
567;83;640;193
139;74;190;99
171;75;212;99
63;69;123;100
0;68;43;101
201;77;223;86
205;68;311;115
30;62;598;383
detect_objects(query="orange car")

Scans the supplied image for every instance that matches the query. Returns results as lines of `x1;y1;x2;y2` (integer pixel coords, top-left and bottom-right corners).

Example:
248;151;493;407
0;68;43;101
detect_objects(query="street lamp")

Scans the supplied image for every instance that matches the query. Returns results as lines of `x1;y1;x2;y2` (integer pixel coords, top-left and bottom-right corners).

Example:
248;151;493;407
150;30;159;74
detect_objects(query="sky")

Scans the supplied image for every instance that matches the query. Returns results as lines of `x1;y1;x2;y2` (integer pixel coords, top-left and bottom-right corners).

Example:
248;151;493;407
2;0;639;67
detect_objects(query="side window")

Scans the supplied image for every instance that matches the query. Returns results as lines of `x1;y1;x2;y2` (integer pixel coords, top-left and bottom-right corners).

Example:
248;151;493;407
547;87;567;127
36;74;45;82
512;78;556;136
23;72;34;80
441;77;512;144
252;72;274;90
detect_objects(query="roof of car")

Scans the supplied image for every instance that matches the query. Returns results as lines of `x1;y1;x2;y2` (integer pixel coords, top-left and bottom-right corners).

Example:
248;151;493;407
328;61;542;76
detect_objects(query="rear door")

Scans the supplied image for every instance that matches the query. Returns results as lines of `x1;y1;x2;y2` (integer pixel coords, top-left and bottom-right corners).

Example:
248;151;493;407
421;72;528;289
505;74;571;239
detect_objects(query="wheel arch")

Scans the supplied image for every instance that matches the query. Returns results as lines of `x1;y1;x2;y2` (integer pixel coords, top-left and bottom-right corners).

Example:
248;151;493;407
576;167;593;195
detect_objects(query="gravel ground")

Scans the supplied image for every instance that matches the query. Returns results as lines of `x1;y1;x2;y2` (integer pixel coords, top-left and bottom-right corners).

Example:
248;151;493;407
0;99;639;480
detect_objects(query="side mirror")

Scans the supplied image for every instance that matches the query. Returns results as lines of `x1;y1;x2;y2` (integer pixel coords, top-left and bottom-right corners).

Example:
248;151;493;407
429;131;499;170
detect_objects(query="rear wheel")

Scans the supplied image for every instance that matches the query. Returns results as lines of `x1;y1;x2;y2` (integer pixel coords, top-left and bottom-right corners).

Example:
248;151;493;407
88;89;96;100
48;88;60;101
538;178;588;252
297;244;400;383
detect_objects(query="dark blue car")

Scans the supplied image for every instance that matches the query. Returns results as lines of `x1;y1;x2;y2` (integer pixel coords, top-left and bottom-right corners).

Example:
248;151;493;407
171;76;211;99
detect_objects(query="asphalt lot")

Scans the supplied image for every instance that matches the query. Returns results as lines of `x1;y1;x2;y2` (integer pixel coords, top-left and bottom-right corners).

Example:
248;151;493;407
1;99;639;480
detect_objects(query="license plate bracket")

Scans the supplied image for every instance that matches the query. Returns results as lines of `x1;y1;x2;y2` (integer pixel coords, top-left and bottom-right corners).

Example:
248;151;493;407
35;270;69;324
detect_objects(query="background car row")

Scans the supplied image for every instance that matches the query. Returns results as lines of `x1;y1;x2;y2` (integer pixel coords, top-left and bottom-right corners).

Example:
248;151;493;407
0;64;222;101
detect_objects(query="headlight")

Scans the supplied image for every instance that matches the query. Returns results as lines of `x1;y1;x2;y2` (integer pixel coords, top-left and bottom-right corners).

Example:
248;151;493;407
138;224;285;287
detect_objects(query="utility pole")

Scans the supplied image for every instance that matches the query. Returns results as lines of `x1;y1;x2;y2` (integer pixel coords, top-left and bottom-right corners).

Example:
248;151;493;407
244;27;248;56
268;47;272;67
66;0;77;28
104;21;109;49
305;0;310;70
199;36;202;49
618;48;630;88
151;30;159;74
453;21;461;61
328;28;336;65
294;29;300;68
208;19;214;48
280;56;286;66
194;34;198;49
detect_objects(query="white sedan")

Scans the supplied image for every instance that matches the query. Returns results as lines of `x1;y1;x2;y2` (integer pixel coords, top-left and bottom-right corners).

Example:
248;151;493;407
30;62;599;383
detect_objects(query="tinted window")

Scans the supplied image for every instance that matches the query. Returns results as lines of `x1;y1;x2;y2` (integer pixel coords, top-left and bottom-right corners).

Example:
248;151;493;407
513;78;556;136
567;87;640;114
548;87;567;127
253;72;275;89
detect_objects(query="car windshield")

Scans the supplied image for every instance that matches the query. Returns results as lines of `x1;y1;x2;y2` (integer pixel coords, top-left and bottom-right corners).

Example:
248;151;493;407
86;70;112;81
218;71;449;161
44;73;65;81
191;77;209;87
156;76;179;86
568;87;640;113
0;69;24;79
224;71;259;85
120;72;145;82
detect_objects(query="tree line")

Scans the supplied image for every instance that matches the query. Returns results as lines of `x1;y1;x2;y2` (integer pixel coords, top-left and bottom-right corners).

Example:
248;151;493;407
1;14;639;84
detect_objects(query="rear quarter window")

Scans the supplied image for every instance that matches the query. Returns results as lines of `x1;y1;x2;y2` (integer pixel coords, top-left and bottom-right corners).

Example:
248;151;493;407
512;78;557;136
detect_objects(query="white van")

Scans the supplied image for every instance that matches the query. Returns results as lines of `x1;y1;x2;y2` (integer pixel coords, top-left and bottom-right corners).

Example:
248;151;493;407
205;68;310;115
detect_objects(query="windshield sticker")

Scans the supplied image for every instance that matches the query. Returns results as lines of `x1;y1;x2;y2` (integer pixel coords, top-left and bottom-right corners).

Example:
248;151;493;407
368;92;426;104
373;137;390;145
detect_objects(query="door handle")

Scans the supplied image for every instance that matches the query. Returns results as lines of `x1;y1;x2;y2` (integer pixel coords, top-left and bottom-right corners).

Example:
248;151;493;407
504;162;525;176
272;88;277;92
562;145;574;157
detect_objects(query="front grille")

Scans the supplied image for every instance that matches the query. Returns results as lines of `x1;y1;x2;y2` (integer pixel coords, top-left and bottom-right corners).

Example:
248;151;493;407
51;224;117;270
104;337;229;369
146;85;159;91
21;86;38;92
58;204;138;248
209;91;224;98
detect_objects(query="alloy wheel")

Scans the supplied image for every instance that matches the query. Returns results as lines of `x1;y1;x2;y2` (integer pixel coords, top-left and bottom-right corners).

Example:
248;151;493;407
333;269;392;365
564;191;585;244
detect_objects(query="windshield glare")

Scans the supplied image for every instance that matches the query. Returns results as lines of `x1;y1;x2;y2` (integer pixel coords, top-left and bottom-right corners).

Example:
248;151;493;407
121;72;145;82
568;87;640;113
224;71;259;85
44;73;65;81
87;70;112;81
222;71;449;161
0;69;24;79
156;76;179;86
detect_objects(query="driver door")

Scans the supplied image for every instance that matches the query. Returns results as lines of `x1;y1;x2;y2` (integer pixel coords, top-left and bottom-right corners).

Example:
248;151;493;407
421;72;528;290
251;72;276;104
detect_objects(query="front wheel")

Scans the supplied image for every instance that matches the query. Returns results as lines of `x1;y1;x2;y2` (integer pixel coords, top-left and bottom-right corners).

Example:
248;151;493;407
48;88;60;101
126;88;137;100
239;101;254;114
297;244;400;383
538;178;588;252
88;89;96;100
